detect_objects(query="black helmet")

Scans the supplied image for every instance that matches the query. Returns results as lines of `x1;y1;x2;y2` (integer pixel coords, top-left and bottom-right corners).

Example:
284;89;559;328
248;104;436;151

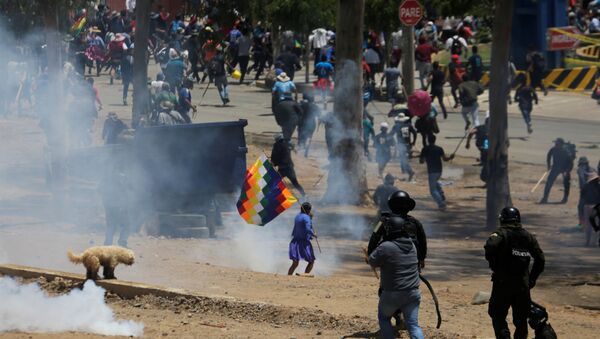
387;190;415;214
499;206;521;224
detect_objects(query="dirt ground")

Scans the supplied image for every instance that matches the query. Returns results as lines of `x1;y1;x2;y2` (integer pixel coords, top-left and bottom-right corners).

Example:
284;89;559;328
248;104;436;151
1;113;599;338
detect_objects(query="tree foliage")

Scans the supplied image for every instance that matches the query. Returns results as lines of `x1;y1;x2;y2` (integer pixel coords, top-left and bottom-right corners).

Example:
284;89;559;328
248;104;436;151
262;0;336;32
364;0;400;33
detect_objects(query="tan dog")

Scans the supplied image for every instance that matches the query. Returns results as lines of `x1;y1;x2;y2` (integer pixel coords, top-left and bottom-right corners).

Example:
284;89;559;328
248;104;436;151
68;246;135;280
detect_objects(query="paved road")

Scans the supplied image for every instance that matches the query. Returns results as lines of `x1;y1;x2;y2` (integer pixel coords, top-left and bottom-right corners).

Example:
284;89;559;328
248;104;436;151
97;66;600;166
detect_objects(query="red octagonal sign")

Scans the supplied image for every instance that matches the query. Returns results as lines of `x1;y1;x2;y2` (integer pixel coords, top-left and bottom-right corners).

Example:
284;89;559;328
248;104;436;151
399;0;423;26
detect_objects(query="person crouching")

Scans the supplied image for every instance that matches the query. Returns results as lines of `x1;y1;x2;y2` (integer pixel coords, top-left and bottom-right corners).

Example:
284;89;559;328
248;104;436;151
288;202;316;275
368;214;424;339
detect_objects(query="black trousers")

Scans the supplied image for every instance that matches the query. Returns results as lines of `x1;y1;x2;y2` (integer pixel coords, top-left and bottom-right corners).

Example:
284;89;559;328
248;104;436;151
237;55;250;83
542;169;570;202
488;280;530;339
431;90;447;118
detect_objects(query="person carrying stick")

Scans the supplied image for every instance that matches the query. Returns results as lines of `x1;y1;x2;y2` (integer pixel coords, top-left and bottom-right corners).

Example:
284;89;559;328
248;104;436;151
288;202;317;275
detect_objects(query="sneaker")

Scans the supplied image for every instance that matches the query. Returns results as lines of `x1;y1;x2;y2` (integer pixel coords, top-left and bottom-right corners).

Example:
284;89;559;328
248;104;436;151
539;198;548;204
465;121;471;130
527;124;533;134
123;98;127;106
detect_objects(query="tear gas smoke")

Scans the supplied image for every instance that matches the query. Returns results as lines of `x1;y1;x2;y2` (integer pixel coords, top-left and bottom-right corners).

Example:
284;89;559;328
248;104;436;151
0;277;143;337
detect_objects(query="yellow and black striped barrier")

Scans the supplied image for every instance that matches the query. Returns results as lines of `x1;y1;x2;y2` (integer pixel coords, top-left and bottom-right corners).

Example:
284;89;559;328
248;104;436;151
542;66;598;91
440;65;596;91
576;45;599;61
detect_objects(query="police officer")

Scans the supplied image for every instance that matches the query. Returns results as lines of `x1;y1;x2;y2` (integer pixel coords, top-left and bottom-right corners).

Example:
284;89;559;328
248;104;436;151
485;207;545;339
368;190;427;269
372;174;398;215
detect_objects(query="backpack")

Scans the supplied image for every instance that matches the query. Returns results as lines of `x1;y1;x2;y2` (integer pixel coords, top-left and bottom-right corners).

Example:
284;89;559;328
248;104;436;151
451;37;463;55
564;142;577;169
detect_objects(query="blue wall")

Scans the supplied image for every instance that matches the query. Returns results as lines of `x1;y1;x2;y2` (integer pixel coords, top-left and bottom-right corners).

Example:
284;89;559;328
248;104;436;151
511;0;567;69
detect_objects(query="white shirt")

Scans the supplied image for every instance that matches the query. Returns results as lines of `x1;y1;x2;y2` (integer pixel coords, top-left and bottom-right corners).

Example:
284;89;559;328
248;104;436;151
591;17;600;33
391;31;403;49
126;0;136;11
311;28;328;49
363;48;380;64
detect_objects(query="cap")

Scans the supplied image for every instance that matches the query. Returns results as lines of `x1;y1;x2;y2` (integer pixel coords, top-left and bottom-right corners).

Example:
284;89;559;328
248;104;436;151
380;122;389;129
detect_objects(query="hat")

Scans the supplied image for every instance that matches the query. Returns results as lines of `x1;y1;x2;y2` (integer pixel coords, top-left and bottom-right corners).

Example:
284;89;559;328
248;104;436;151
451;54;460;60
169;48;178;59
554;137;565;144
276;72;290;82
89;26;101;33
114;33;126;42
204;26;213;33
393;104;407;111
380;122;389;129
150;12;160;20
579;156;589;164
395;113;409;122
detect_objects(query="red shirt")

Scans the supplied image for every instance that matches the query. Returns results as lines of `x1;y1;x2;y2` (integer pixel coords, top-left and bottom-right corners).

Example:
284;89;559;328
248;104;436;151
415;43;437;63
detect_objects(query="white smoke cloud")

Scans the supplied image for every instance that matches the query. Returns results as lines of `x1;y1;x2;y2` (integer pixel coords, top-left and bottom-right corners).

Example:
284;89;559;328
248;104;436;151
0;278;143;337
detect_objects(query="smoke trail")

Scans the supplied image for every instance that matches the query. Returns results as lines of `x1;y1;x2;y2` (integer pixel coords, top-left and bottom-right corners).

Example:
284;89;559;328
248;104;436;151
0;278;143;337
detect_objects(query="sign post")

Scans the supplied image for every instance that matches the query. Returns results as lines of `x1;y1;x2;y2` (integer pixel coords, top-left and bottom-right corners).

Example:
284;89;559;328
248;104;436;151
399;0;423;96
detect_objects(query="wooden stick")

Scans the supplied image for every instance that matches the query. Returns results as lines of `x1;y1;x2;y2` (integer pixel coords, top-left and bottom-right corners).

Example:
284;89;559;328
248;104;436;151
361;247;379;280
531;171;548;193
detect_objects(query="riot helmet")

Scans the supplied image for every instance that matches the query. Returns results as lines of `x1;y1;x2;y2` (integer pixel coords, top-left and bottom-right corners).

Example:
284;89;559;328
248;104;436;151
499;206;521;224
387;190;415;214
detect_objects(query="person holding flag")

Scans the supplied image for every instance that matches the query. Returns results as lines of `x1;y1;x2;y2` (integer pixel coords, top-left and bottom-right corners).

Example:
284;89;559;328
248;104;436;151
288;202;317;276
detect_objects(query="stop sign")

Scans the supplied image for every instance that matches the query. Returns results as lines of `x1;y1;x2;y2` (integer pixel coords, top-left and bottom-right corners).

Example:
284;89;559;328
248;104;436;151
399;0;423;26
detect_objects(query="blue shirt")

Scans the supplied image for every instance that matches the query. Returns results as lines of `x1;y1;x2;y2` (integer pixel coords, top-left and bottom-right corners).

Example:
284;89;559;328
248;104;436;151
315;61;334;79
292;213;314;241
165;58;185;82
272;81;296;102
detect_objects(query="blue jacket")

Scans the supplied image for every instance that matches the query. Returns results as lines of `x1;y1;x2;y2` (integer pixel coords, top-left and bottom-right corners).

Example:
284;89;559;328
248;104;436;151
292;213;314;241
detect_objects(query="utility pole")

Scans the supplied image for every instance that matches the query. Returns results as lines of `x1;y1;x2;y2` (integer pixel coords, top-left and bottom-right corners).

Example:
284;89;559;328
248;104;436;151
402;26;415;95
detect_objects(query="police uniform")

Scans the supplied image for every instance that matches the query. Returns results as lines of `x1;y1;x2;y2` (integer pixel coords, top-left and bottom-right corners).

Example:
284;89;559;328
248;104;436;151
484;208;545;339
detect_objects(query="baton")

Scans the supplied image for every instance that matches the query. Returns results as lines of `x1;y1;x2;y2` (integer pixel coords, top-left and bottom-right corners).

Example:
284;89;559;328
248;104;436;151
531;171;548;193
420;274;442;329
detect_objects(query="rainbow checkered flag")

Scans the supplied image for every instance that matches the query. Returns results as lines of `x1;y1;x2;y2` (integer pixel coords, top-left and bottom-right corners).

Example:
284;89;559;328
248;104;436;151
237;155;297;226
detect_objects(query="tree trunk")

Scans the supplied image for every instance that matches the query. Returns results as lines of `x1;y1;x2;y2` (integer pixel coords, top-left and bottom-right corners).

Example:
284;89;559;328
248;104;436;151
486;0;514;229
132;0;153;127
323;0;368;205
